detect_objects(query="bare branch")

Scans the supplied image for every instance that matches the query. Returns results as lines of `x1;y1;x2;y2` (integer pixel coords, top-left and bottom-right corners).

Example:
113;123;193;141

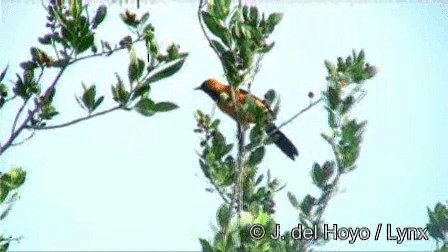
30;106;121;130
11;98;30;136
70;36;145;65
272;97;323;135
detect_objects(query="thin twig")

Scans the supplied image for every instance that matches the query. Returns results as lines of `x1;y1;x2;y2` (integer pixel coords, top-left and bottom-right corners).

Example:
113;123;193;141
11;98;30;136
70;37;145;65
208;175;231;204
11;131;35;147
271;97;323;135
4;95;17;103
30;106;121;130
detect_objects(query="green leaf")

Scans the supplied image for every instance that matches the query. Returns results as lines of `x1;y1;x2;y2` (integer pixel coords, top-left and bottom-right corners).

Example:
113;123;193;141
263;89;277;107
254;211;271;226
325;107;337;128
0;83;7;97
92;5;107;29
93;96;104;111
211;40;226;54
249;125;263;145
327;86;340;110
224;0;231;12
341;95;354;114
71;0;83;19
324;60;335;74
0;183;10;204
249;6;259;25
131;84;150;100
149;39;159;58
287;192;299;209
82;84;96;112
255;174;264;186
201;11;227;40
140;12;150;25
145;58;186;84
217;204;231;229
9;168;26;188
0;65;8;83
199;238;214;252
247;146;265;167
267;12;283;28
153;102;178;112
199;159;210;179
134;98;155;116
128;57;145;83
300;195;316;216
214;0;229;19
222;144;233;156
0;242;9;252
259;42;275;54
112;73;130;105
76;34;94;53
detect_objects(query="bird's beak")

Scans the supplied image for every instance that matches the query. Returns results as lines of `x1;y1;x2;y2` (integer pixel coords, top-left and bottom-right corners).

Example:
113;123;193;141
194;86;202;91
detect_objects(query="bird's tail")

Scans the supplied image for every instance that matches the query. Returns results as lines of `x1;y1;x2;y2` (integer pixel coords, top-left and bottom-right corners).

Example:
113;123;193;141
265;123;299;160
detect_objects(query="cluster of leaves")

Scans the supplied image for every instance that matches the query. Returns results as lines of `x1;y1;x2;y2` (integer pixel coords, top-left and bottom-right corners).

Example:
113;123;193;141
0;0;187;250
195;105;287;251
195;49;377;252
283;50;377;251
0;168;26;252
200;0;283;86
0;0;188;131
427;201;448;252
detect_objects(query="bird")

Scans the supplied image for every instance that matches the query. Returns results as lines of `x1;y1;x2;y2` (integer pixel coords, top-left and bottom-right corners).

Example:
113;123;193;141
195;79;299;160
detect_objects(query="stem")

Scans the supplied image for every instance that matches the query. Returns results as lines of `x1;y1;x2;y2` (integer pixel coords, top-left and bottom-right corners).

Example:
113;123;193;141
270;97;323;136
11;98;30;136
208;174;231;204
235;124;246;218
31;106;121;130
0;67;66;157
70;37;145;65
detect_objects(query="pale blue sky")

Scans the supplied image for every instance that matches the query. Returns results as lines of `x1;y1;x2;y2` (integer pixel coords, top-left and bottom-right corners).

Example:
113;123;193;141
0;0;447;251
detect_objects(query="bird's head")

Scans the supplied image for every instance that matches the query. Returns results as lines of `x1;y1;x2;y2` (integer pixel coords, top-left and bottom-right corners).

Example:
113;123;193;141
194;79;222;102
194;79;213;91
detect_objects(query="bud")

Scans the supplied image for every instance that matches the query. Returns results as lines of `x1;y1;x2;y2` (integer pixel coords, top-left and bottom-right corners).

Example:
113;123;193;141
308;91;314;99
366;65;378;78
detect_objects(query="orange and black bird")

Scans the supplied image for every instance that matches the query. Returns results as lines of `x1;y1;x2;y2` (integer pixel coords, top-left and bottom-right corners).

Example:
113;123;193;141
195;79;299;160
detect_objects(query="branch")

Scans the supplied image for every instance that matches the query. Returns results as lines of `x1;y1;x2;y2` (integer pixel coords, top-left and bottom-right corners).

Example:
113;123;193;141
11;98;30;136
70;37;145;65
0;67;66;157
234;123;246;218
207;175;231;204
11;68;45;136
272;97;323;135
30;106;121;130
